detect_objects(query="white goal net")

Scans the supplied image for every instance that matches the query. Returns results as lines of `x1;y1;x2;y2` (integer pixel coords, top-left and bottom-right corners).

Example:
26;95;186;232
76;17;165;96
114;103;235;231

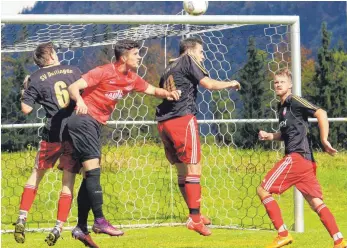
1;14;299;232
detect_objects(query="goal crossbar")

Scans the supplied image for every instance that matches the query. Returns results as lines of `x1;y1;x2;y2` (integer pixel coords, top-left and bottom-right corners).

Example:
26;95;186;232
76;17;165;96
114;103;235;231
1;14;299;25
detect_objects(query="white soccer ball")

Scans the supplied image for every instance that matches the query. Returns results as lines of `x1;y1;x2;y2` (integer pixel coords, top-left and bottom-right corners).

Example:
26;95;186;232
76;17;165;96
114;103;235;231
183;1;208;16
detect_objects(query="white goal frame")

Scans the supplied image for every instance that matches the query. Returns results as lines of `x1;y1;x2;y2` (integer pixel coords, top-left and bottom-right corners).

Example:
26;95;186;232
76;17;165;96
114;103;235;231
1;14;305;232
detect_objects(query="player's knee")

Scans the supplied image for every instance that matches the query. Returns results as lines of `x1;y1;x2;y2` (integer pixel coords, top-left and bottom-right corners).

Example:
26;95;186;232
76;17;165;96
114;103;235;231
28;168;46;186
256;185;268;198
61;186;73;197
61;181;75;195
34;168;47;178
85;168;102;190
85;168;101;178
83;158;100;171
306;196;323;211
187;162;202;175
85;168;103;205
62;170;76;188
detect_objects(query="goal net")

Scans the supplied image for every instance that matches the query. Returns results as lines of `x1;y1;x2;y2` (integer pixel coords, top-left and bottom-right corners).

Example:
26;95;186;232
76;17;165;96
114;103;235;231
1;14;298;232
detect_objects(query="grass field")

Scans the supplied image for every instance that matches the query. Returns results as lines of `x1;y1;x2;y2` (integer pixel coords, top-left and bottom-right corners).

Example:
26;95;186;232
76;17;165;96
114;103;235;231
1;144;347;248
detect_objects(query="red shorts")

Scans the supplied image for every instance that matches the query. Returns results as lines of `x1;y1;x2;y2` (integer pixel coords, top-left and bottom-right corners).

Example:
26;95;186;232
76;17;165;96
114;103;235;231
35;140;81;174
157;115;201;164
261;153;322;199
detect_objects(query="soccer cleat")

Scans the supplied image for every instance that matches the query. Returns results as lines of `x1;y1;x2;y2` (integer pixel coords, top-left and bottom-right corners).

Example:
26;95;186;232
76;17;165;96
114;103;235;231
72;226;99;248
13;219;26;243
92;218;124;236
45;227;61;246
266;233;293;248
186;217;212;236
201;215;211;225
334;239;347;248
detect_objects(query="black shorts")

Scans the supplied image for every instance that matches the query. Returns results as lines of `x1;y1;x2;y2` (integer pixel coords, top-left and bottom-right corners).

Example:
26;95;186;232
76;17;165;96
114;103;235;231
67;111;102;163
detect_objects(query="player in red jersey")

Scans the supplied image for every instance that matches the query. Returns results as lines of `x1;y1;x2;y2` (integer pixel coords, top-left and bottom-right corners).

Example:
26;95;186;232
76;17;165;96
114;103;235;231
257;69;346;248
15;42;98;248
67;39;181;239
155;37;241;236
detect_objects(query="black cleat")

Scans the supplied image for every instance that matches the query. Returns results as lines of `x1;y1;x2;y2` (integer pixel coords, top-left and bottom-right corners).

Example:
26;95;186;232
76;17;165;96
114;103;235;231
13;219;26;243
45;227;61;246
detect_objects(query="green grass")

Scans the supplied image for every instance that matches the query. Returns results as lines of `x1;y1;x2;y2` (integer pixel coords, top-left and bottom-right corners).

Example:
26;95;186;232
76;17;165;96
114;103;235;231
1;144;347;247
1;224;347;248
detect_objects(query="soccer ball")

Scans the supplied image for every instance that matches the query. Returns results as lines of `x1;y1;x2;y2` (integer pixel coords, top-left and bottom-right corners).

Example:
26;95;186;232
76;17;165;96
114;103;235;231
183;1;208;16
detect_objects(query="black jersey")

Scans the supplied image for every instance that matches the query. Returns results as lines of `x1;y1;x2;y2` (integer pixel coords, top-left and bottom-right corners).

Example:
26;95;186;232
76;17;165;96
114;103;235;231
155;54;208;122
278;94;320;162
22;65;82;142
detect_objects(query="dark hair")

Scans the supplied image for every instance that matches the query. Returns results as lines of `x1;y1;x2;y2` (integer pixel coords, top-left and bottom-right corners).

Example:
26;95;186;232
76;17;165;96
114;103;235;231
33;42;55;67
114;39;140;61
275;68;292;82
179;37;203;55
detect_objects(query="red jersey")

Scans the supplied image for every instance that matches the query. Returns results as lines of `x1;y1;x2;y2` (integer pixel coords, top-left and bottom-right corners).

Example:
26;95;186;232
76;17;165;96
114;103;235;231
81;63;149;124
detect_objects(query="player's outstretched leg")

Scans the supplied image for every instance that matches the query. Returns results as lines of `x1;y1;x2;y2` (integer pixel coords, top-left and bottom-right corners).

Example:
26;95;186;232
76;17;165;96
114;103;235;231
257;186;293;248
315;203;346;248
14;169;46;243
304;194;346;248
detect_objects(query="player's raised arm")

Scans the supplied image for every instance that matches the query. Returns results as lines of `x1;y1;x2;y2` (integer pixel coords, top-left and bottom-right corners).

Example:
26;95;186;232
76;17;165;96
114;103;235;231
68;78;88;114
183;38;240;92
314;108;337;156
200;77;241;91
143;84;182;101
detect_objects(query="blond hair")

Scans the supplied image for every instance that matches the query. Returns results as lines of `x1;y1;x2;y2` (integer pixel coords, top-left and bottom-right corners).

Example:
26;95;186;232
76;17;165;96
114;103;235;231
275;68;292;82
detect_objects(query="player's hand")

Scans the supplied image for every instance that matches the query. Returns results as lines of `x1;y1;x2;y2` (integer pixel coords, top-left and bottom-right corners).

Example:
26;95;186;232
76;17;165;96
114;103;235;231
321;139;337;156
229;80;241;91
258;130;272;141
167;90;182;101
76;99;88;115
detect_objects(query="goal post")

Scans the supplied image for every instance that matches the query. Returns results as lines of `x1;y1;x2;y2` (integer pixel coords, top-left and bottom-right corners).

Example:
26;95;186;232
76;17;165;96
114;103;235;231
1;14;305;233
289;20;304;233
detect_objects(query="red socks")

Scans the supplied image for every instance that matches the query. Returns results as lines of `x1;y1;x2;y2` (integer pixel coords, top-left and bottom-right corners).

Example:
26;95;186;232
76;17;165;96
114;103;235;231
19;184;73;231
316;204;343;245
185;174;201;222
178;175;188;205
57;193;73;223
19;184;38;214
262;195;288;237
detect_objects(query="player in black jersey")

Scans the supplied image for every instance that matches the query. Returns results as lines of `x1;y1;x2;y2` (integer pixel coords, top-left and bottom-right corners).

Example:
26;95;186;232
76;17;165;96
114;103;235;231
156;37;241;236
15;42;98;248
257;69;346;248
